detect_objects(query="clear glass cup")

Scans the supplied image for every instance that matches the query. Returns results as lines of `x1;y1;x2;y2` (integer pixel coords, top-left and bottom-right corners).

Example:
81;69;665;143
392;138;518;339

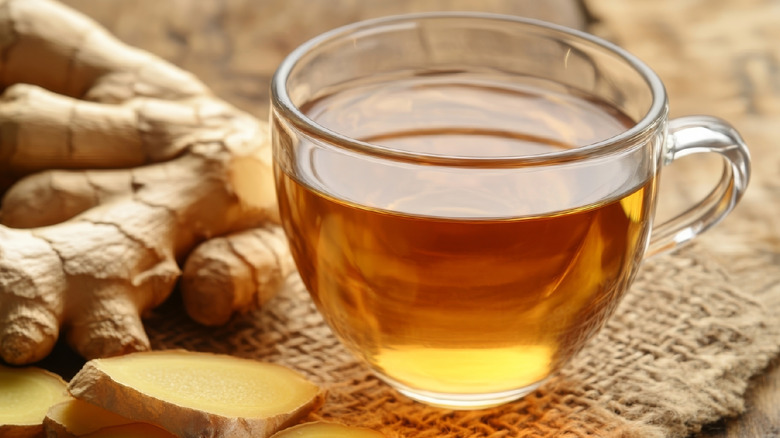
270;13;750;409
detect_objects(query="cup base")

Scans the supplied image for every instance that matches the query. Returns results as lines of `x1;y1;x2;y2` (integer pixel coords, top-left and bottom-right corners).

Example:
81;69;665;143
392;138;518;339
377;374;546;410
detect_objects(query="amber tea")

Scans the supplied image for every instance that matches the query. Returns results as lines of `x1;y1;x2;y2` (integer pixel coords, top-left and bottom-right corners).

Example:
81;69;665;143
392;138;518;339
272;13;750;410
275;75;655;403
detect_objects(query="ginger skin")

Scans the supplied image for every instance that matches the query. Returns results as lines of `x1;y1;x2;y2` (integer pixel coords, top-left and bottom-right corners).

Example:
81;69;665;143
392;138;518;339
0;0;292;364
182;227;295;326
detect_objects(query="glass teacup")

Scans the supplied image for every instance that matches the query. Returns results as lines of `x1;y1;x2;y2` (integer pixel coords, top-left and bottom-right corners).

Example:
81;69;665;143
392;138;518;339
270;13;750;409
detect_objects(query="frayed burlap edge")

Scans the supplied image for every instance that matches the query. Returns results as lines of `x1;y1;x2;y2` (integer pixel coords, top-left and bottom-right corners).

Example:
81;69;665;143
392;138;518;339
145;243;780;437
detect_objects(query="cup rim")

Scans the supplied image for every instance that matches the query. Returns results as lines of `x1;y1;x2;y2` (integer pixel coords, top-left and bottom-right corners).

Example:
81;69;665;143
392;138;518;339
271;12;668;167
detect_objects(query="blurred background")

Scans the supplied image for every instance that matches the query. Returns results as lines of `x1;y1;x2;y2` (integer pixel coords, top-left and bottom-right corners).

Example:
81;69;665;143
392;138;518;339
58;0;587;120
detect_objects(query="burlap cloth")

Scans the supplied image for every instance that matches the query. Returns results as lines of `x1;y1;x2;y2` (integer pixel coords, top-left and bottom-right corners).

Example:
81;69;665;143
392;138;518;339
144;242;780;438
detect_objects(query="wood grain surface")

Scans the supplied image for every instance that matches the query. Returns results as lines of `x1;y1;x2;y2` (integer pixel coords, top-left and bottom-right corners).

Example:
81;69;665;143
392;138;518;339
43;1;780;436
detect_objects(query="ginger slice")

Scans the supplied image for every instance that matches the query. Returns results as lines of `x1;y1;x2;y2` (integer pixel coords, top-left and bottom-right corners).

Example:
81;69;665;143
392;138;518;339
270;422;387;437
0;365;70;438
67;350;325;438
81;422;176;438
44;399;135;436
45;399;178;438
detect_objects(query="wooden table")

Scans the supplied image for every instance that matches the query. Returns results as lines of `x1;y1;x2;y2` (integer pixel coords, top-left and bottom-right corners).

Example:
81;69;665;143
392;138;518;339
44;1;780;436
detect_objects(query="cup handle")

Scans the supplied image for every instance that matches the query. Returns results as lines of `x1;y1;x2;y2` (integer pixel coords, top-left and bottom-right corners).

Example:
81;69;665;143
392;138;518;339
646;115;751;257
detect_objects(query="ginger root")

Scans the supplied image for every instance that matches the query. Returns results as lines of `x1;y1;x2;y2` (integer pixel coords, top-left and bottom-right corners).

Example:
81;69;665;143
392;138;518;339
0;364;70;438
182;227;295;326
270;422;387;438
0;0;293;364
67;350;324;438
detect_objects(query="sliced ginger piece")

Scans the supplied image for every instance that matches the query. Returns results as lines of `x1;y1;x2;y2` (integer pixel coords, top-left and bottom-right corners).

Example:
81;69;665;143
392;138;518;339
270;421;387;437
67;350;325;438
45;399;177;438
44;399;135;436
0;365;70;438
81;422;176;438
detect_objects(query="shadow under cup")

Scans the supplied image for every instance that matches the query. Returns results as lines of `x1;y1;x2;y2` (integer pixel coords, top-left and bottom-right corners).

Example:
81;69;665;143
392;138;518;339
270;13;750;409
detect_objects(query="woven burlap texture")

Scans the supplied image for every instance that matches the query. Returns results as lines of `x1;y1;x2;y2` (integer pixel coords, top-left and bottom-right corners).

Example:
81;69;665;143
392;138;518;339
145;243;780;437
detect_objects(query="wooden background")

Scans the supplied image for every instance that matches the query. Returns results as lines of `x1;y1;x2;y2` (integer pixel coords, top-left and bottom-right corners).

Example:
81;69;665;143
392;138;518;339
51;1;780;437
